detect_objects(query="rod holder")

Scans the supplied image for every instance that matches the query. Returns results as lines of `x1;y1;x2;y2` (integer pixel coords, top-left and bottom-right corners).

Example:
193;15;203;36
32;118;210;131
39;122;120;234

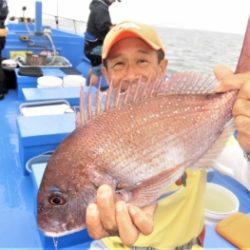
35;0;43;34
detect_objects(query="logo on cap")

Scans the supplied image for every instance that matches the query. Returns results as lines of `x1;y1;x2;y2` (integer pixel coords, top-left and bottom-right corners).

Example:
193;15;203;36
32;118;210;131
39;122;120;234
114;22;141;31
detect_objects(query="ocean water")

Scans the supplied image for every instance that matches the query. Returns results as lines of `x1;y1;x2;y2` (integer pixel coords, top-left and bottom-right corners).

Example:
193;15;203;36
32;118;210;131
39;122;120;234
155;26;244;75
44;18;244;76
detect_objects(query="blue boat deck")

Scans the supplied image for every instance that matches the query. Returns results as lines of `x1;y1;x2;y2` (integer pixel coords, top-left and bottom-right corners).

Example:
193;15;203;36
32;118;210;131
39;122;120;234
0;90;92;249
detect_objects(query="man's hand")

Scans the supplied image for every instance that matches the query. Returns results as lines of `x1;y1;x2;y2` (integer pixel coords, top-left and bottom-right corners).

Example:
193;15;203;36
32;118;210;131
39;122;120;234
86;184;156;246
214;64;250;152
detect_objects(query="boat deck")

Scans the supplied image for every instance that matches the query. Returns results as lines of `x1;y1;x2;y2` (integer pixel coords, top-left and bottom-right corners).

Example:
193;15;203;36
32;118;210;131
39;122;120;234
0;90;92;249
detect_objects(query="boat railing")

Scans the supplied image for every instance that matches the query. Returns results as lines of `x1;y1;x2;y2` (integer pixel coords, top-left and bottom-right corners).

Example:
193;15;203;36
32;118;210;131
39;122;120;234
42;13;86;35
8;14;86;36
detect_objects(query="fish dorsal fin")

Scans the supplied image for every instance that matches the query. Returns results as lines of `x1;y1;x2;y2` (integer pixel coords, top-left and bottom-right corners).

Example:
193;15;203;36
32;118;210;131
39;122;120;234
75;83;103;127
75;72;217;127
161;71;217;95
76;77;165;126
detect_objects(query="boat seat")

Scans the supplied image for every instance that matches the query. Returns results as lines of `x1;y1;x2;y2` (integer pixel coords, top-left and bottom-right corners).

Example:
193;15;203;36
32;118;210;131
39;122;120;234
22;86;95;106
17;112;76;174
15;67;80;99
19;99;74;116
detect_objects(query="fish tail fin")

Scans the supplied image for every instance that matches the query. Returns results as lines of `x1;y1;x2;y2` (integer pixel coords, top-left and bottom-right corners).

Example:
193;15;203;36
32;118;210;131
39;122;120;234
235;14;250;73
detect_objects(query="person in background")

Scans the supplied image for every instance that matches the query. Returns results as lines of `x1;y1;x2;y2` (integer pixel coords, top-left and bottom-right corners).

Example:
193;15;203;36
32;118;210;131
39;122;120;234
0;0;8;100
84;0;121;88
85;21;250;250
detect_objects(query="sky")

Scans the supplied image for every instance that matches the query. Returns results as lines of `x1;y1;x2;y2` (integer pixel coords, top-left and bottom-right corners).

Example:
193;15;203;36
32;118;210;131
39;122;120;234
6;0;250;34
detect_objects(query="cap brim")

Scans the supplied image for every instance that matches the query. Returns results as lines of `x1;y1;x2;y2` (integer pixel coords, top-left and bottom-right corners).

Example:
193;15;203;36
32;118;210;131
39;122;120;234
102;21;166;60
103;30;161;59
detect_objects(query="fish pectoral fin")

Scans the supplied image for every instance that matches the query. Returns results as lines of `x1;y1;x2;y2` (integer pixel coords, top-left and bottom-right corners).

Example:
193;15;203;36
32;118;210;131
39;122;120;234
156;189;180;203
129;165;185;206
115;188;132;202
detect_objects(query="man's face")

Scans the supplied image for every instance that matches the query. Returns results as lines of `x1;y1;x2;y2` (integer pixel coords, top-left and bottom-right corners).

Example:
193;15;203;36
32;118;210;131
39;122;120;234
102;37;167;90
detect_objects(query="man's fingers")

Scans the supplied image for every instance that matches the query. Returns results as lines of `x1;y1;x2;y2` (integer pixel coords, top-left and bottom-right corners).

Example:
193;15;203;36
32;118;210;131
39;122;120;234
86;203;108;239
116;201;139;246
128;204;155;235
213;64;233;80
215;73;250;92
237;132;250;153
234;115;250;136
233;98;250;117
96;185;117;232
237;80;250;99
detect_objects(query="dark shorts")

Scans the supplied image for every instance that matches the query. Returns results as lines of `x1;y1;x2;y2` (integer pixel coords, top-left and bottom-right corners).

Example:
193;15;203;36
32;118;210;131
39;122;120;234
0;36;6;93
84;39;103;66
0;36;6;52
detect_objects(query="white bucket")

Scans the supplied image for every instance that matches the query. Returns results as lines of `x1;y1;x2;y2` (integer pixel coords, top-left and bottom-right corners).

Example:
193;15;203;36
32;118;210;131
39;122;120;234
37;76;63;88
62;75;86;88
204;183;240;225
1;59;17;69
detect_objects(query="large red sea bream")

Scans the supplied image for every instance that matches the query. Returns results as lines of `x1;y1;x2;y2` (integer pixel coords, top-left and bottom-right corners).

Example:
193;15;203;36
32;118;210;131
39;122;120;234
37;15;250;237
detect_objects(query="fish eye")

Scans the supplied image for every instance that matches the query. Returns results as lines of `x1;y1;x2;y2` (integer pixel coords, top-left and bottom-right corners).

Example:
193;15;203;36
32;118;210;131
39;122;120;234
49;194;66;206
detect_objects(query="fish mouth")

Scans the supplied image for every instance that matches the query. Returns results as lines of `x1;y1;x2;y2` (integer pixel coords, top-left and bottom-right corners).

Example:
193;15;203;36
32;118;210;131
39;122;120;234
41;225;85;238
38;218;86;237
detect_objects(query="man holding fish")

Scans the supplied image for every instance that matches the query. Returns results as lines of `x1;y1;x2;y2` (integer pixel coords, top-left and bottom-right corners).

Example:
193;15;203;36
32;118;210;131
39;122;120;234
84;21;250;249
37;20;250;250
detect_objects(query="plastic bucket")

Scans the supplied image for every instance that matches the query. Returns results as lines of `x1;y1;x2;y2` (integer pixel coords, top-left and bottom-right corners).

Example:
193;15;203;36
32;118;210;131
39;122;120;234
25;151;53;173
37;76;63;88
63;75;86;87
204;183;240;225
